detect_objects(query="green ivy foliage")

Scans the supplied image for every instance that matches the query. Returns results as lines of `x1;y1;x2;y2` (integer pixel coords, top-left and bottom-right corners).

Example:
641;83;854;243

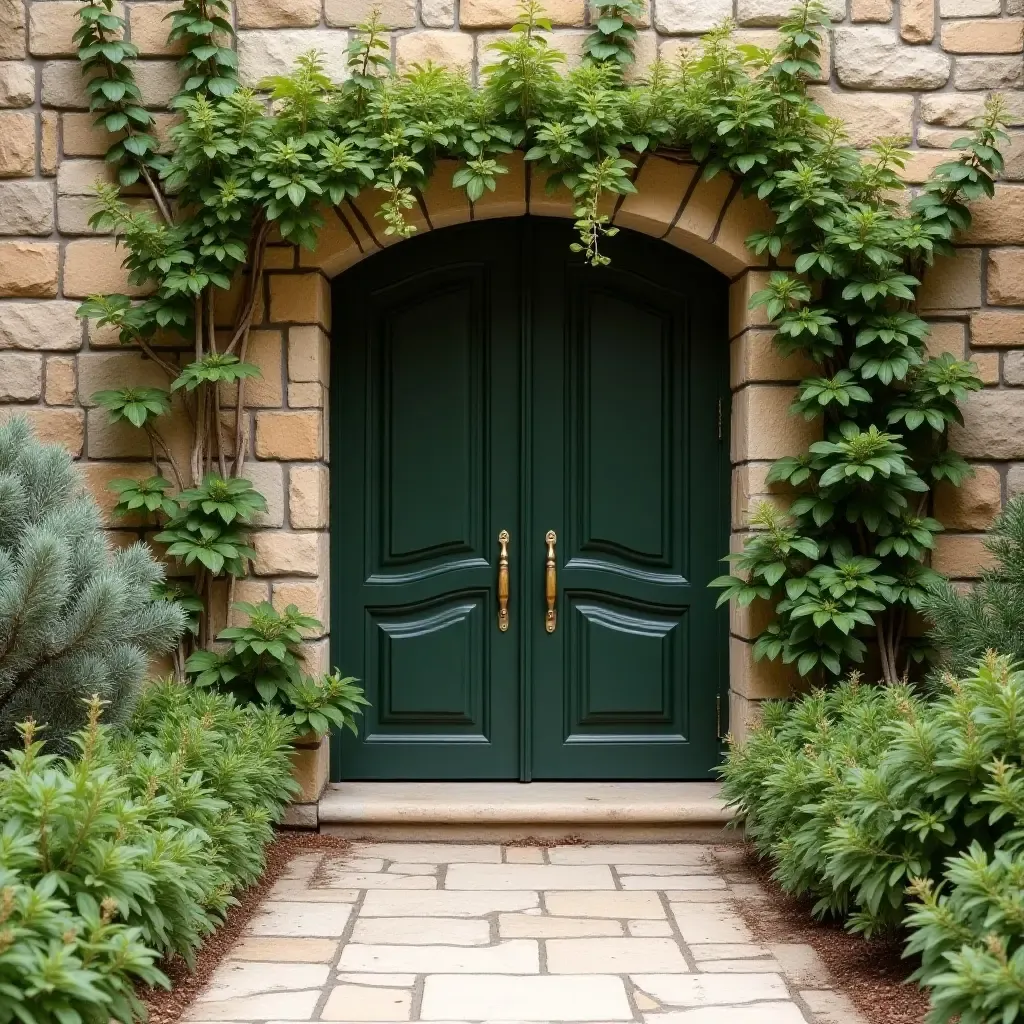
0;685;297;1024
720;653;1024;1024
73;0;1006;688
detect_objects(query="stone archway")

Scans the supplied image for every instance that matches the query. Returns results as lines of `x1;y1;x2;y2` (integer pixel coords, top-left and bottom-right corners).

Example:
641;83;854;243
250;153;817;744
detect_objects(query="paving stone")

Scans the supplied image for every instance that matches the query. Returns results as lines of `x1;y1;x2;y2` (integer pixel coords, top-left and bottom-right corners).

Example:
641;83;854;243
613;863;718;875
360;890;539;917
628;920;674;937
387;863;437;874
621;875;727;890
420;973;633;1020
546;891;665;919
670;906;754;944
666;889;735;903
644;1005;807;1024
320;983;413;1021
336;974;418;987
691;943;773;961
547;938;689;974
333;858;386;872
635;992;661;1011
632;973;789;1005
338;939;540;973
549;844;710;865
322;871;437;890
699;959;786;973
280;855;324;879
228;937;339;962
800;988;870;1024
245;902;351;938
505;846;545;863
350;917;490;945
499;913;624;938
349;843;502;863
183;989;321;1020
769;943;832;988
201;962;330;1001
267;883;361;903
445;863;615;890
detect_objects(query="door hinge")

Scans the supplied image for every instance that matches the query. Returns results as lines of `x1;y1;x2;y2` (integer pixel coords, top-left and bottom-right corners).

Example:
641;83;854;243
716;693;722;739
716;397;723;442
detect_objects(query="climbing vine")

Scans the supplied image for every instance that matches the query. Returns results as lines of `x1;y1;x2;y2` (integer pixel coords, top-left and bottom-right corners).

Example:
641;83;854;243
74;0;1006;686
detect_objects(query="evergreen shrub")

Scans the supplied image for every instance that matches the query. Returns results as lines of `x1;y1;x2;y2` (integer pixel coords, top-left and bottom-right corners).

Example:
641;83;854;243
0;418;186;748
720;653;1024;1023
0;681;297;1024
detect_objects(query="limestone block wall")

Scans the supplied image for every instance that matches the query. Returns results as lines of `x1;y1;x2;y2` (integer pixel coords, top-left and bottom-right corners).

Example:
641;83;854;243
0;0;1022;741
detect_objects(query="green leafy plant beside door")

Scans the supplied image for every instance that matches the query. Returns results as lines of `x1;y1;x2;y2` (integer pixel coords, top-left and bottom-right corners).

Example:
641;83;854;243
72;0;1005;693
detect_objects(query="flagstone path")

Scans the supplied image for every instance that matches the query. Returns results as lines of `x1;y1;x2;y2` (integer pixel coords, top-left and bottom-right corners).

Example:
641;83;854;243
182;842;868;1024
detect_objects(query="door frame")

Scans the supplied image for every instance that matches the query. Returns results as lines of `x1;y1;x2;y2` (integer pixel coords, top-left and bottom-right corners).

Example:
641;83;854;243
328;215;732;783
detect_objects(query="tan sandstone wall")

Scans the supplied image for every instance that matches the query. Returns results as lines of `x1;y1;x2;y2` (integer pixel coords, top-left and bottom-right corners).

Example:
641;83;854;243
0;0;1022;738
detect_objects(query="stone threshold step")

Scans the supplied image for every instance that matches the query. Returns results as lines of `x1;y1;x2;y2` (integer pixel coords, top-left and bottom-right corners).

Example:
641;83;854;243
318;781;737;842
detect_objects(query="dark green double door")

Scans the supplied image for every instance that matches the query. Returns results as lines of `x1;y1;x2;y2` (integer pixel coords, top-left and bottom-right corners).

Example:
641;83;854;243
332;218;728;781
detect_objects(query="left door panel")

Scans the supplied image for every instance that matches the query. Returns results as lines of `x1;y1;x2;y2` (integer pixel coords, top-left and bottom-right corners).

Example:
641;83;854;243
332;223;522;779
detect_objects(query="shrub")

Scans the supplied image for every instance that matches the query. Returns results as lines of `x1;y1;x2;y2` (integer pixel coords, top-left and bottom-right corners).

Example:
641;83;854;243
0;682;297;1024
721;653;1024;1023
0;418;186;748
925;494;1024;678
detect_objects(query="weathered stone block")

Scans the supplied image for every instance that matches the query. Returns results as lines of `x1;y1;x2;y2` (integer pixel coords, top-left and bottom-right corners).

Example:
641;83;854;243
422;0;456;25
44;355;76;405
737;0;845;24
970;311;1024;348
834;27;950;88
63;239;151;298
852;0;892;21
730;637;799;699
0;300;81;350
0;406;84;455
954;56;1022;88
0;63;34;107
222;329;284;407
325;0;416;26
80;461;153;525
942;17;1024;52
395;30;474;72
924;321;968;359
729;271;773;339
237;29;351;85
941;0;1000;13
0;112;36;176
251;529;326;576
922;92;1024;127
952;390;1024;458
288;382;324;407
900;0;934;41
1005;351;1024;384
0;242;59;297
239;0;322;27
0;352;42;400
269;273;330;327
934;465;1001;530
655;0;731;33
730;330;814;387
808;88;913;148
964;186;1024;245
932;534;996;578
77;351;172;405
731;385;819;463
255;410;323;460
987;248;1024;305
973;351;1000;384
31;1;121;57
290;733;330;803
0;181;54;234
289;464;329;529
273;579;328;631
41;112;57;175
918;249;982;311
0;0;26;59
288;325;329;384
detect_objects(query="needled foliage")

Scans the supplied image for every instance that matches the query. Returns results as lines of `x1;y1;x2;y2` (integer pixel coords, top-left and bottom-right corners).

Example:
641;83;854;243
720;653;1024;1024
925;495;1024;678
73;0;1005;685
0;684;297;1024
0;418;185;750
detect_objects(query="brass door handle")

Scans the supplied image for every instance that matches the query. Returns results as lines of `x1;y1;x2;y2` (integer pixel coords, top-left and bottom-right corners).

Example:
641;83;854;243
545;530;557;633
497;530;510;632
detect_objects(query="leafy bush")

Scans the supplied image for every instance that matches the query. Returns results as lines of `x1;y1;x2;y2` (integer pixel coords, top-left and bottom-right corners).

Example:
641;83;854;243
186;601;367;735
0;682;297;1024
0;417;185;748
721;653;1024;1023
926;494;1024;678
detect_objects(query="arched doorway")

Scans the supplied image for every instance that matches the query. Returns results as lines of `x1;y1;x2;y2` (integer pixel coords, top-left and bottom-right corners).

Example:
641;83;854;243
330;217;729;781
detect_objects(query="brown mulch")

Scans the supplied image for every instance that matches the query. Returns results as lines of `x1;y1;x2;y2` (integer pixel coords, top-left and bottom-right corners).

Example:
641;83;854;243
734;846;932;1024
503;834;587;847
143;830;350;1024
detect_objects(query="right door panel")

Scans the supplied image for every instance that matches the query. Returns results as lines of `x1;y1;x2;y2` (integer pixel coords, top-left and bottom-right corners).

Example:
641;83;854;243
528;220;728;779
